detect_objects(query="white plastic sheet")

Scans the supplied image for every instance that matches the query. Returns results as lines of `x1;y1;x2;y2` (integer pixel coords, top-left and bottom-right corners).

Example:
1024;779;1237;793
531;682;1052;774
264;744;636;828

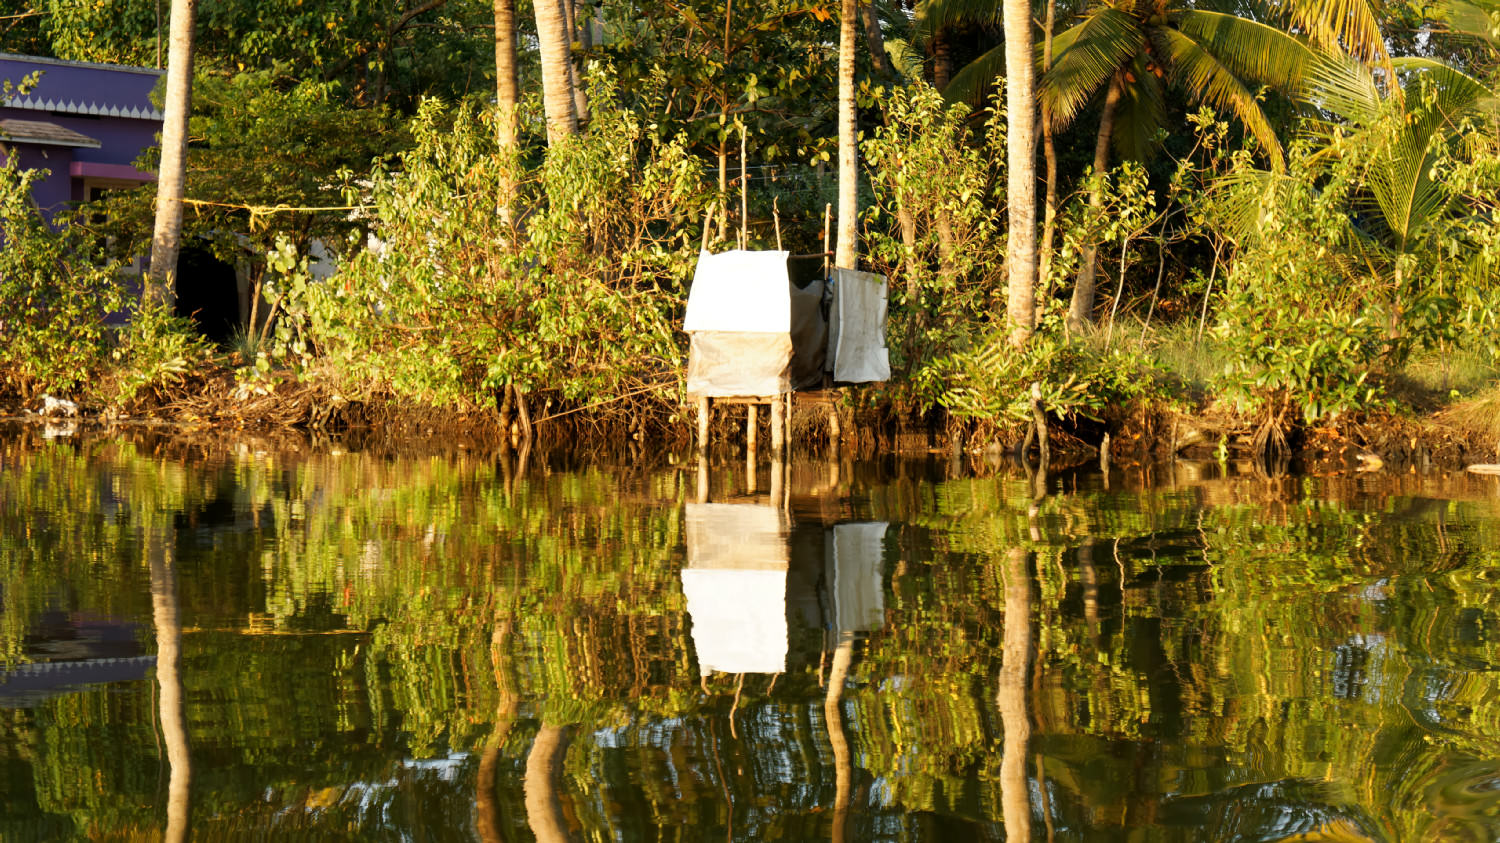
829;269;891;383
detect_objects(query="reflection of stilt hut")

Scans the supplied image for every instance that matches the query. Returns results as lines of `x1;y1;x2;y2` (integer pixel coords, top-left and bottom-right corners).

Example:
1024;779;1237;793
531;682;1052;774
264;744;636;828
681;503;789;676
684;250;890;450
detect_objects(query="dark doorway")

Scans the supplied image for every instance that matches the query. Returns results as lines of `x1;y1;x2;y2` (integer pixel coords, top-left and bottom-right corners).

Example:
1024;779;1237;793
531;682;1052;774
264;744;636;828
174;247;239;346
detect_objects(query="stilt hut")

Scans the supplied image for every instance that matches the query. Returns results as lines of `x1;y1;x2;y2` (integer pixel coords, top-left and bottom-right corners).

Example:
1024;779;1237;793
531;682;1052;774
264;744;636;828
683;250;890;449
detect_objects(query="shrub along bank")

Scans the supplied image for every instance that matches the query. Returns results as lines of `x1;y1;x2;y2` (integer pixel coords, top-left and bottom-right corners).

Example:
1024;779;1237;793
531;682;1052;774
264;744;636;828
4;73;1500;465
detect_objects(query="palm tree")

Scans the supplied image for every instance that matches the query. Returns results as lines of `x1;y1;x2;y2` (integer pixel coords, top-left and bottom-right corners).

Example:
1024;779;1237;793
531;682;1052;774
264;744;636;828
1035;1;1319;330
535;0;577;145
837;0;859;269
1004;0;1038;342
144;0;198;306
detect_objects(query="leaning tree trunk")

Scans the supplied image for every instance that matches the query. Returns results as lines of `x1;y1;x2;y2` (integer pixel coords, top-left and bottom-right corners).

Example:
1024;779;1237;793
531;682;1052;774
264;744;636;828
1003;0;1037;345
1067;74;1124;333
861;2;894;79
836;0;859;270
562;0;589;123
534;0;577;145
143;0;197;307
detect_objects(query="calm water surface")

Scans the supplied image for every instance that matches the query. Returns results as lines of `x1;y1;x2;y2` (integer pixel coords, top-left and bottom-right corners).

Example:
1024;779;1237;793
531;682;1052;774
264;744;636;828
4;427;1500;841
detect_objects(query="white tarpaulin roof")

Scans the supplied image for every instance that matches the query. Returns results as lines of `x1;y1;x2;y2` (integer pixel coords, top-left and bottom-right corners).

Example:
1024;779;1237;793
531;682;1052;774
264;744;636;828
683;249;791;334
683;503;790;675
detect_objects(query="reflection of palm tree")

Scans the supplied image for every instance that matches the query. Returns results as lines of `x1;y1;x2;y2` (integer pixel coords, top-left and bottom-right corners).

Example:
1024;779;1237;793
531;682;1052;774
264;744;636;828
824;631;855;843
998;548;1031;841
150;531;191;843
477;618;519;843
525;724;573;843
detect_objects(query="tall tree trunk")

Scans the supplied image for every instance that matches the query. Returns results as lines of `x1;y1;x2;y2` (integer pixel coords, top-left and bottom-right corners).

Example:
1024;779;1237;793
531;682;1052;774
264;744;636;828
1067;74;1124;333
524;724;572;843
494;0;518;149
997;548;1032;843
836;0;858;270
150;531;191;843
1003;0;1037;345
494;0;518;229
144;0;197;307
562;0;589;123
535;0;577;145
1037;0;1060;296
861;2;893;79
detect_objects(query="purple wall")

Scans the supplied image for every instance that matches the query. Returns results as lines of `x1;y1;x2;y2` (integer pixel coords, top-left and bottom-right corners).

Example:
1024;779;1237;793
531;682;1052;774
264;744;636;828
1;53;162;217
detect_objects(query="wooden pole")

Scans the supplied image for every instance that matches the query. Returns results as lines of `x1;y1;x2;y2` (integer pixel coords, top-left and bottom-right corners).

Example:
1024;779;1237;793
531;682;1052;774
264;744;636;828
771;395;784;452
746;403;758;454
697;396;711;453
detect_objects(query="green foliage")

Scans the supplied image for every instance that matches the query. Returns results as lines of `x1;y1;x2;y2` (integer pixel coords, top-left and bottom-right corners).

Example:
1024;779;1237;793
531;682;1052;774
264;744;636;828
271;72;707;413
862;82;1004;396
106;303;213;408
0;163;126;400
937;332;1163;424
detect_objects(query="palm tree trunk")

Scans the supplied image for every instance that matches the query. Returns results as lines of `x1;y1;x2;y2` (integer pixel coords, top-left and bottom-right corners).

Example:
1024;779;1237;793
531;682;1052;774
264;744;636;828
1037;0;1060;295
535;0;577;145
494;0;518;149
144;0;197;307
932;28;952;91
150;531;191;843
835;0;859;270
1067;75;1124;333
1003;0;1038;344
861;2;893;79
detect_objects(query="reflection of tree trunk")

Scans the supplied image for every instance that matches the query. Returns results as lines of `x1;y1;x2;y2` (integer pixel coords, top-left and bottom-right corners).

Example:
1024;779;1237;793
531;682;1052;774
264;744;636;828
998;548;1031;842
477;620;520;843
825;632;855;843
525;724;572;843
1078;537;1100;636
150;532;191;843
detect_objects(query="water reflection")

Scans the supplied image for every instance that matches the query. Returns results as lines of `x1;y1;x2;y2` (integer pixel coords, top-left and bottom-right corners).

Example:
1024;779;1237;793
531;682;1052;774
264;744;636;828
5;428;1500;840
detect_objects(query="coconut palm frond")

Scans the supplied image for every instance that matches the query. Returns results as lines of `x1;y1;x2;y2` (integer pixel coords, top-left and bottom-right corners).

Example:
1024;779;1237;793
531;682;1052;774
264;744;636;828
915;0;1005;39
1280;0;1390;68
1154;27;1286;169
1040;7;1144;129
1444;0;1500;46
884;37;931;83
1394;57;1500;117
1173;10;1317;95
946;42;1008;104
1304;52;1382;125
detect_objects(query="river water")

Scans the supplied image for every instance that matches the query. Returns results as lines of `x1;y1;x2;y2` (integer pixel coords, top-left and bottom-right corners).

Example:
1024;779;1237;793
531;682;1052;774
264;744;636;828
3;426;1500;841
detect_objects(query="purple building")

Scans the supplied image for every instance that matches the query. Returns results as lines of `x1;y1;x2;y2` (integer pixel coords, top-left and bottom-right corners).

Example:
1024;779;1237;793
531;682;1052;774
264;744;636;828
1;53;162;217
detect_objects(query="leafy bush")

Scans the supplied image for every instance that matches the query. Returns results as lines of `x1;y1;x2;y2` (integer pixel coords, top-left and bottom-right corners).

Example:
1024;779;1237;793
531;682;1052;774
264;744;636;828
0;162;127;400
270;71;707;418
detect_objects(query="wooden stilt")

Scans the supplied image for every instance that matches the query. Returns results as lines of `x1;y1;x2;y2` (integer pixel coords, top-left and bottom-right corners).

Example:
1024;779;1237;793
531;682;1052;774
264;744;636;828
770;395;784;452
770;451;782;505
697;396;711;453
746;403;758;454
827;407;841;449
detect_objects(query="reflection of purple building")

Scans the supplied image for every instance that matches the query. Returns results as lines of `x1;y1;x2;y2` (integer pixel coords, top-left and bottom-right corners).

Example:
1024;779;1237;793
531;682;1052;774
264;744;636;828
0;53;162;218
